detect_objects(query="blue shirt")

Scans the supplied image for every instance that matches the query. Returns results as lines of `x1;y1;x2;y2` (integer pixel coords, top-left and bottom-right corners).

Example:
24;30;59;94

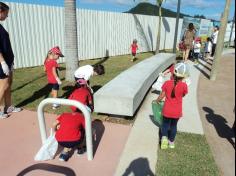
0;24;14;68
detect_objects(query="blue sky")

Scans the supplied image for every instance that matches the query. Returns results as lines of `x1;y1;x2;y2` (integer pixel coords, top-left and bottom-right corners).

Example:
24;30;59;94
3;0;235;21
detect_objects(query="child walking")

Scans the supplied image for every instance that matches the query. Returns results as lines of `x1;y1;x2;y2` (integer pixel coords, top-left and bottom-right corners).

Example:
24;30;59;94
204;37;212;61
130;39;139;62
44;46;64;109
193;37;201;64
53;112;86;162
156;63;189;149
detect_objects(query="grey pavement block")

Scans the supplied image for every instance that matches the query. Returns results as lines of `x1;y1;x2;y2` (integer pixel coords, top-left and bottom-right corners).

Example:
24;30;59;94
94;53;176;116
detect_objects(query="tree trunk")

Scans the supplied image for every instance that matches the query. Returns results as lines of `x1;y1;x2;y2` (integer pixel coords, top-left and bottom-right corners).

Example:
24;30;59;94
210;0;231;81
155;5;162;54
228;11;235;47
173;0;181;53
65;0;79;81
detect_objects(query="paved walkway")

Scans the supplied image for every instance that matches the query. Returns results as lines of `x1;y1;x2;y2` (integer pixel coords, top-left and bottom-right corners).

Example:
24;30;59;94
197;51;235;176
115;49;235;175
0;49;234;175
0;110;131;176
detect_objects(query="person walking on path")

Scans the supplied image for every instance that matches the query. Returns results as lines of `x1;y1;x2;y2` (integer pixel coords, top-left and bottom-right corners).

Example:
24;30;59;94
156;63;189;149
0;2;21;119
182;23;196;62
44;46;64;109
211;26;219;57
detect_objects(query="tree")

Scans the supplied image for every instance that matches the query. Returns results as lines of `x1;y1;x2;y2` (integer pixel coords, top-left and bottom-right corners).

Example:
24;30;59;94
64;0;79;81
155;0;164;54
133;0;165;54
210;0;231;81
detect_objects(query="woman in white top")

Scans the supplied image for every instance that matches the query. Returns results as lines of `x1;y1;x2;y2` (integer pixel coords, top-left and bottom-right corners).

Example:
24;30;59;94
211;26;219;57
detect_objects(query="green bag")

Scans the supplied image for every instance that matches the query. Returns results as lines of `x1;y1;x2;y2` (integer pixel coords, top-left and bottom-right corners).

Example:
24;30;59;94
152;100;164;126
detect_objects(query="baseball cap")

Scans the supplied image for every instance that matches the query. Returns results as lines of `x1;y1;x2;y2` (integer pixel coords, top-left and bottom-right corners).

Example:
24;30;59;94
174;63;190;78
49;46;64;57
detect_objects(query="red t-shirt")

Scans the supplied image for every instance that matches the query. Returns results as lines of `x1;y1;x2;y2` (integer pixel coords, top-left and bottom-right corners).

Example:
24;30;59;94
162;80;188;118
131;44;138;53
44;59;59;84
55;113;85;142
68;87;93;112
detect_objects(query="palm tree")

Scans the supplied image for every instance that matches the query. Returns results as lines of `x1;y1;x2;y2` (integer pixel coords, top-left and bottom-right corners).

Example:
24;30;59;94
64;0;79;81
155;0;164;54
133;0;165;54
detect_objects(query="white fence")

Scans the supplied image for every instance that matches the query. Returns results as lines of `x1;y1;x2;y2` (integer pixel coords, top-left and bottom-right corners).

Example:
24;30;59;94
1;2;183;69
1;2;234;69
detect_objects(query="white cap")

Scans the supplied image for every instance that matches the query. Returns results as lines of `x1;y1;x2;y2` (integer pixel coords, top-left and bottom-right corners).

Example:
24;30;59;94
174;63;190;78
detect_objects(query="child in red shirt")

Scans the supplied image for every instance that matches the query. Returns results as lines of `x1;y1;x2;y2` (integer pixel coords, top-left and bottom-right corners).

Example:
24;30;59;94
156;63;189;149
68;79;94;113
130;39;139;62
44;46;64;109
53;112;86;162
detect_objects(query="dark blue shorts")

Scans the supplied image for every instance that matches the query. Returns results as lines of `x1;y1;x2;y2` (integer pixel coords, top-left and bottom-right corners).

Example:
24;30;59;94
48;83;59;91
0;65;8;79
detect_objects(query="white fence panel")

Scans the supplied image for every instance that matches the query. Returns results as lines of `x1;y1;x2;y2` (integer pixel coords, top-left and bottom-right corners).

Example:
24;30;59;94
2;2;182;68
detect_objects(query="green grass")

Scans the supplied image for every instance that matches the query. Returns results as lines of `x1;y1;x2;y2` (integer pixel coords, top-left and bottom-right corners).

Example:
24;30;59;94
156;132;219;176
11;52;154;122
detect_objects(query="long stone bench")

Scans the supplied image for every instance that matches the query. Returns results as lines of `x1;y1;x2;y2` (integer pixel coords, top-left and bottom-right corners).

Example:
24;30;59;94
94;53;176;116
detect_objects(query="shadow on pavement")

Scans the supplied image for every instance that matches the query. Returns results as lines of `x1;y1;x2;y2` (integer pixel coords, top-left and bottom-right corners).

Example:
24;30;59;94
203;107;235;149
92;119;105;156
17;163;76;176
122;157;155;176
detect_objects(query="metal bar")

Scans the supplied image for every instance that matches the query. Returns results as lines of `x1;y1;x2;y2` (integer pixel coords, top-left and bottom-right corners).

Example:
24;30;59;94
37;98;93;161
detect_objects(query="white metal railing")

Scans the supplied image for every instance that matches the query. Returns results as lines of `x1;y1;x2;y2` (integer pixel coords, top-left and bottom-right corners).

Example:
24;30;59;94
37;98;93;161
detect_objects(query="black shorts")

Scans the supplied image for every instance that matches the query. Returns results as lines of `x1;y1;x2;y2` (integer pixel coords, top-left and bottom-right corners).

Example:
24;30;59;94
58;140;82;148
48;83;59;91
0;65;8;79
132;52;136;56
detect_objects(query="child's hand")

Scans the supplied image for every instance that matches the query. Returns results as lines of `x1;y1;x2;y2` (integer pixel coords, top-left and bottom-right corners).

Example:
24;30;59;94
56;77;62;85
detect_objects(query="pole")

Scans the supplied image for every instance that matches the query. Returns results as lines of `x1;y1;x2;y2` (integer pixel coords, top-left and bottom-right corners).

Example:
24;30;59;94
173;0;181;53
210;0;231;81
37;98;93;161
228;11;235;47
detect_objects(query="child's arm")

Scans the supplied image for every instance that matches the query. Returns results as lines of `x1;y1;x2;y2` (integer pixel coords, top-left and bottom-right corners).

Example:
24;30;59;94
52;120;60;132
156;91;166;103
52;67;61;85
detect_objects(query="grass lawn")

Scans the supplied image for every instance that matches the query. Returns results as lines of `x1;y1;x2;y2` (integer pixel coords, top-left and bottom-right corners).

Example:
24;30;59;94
156;132;219;176
11;52;154;124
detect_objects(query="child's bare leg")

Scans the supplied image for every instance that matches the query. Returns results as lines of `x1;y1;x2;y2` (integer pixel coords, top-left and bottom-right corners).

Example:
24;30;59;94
51;90;58;98
62;147;72;153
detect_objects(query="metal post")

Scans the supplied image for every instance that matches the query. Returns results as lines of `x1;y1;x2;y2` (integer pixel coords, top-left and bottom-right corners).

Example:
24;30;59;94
173;0;181;53
37;98;93;161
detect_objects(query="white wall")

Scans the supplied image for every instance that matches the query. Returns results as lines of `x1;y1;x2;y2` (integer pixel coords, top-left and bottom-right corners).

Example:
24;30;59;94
1;2;182;68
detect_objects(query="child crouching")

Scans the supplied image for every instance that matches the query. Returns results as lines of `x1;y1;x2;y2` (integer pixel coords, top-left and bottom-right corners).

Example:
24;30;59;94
53;112;86;162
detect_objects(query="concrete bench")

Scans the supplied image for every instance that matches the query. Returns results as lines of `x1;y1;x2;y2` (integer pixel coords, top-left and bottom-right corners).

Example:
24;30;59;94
94;53;176;116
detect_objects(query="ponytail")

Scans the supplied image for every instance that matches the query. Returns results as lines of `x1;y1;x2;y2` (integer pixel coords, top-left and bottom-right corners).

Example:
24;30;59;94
171;75;183;98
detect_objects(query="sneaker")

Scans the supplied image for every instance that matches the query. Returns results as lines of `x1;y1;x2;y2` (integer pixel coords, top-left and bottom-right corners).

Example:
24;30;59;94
169;141;175;149
6;106;22;113
52;104;60;110
59;152;70;162
0;112;8;119
161;136;168;150
77;146;86;155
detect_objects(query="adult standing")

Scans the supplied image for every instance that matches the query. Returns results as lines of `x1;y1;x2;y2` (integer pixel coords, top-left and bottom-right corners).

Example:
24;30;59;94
182;23;196;62
0;2;21;119
211;26;219;57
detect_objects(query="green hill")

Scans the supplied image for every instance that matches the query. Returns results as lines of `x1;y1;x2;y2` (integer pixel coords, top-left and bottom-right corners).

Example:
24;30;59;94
125;2;192;18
